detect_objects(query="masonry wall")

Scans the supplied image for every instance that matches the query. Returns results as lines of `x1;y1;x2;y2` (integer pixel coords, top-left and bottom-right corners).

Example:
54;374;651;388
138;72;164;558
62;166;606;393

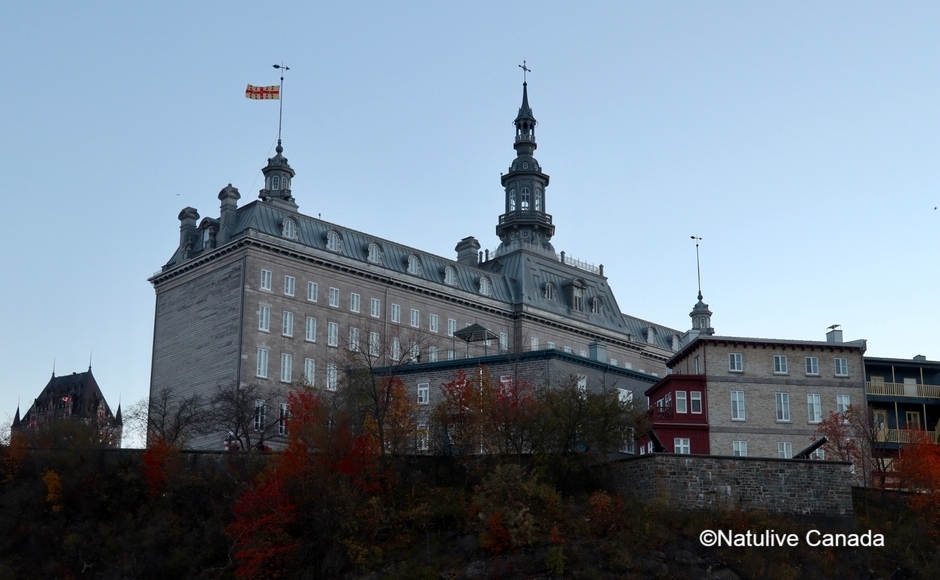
611;453;854;516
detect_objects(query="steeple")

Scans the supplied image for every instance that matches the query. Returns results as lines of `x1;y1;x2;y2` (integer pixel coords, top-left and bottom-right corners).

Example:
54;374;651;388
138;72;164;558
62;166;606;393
495;81;554;255
258;140;298;211
689;292;714;336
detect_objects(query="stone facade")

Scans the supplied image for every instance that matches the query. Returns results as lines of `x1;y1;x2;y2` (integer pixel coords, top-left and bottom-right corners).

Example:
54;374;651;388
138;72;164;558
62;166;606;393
611;453;854;516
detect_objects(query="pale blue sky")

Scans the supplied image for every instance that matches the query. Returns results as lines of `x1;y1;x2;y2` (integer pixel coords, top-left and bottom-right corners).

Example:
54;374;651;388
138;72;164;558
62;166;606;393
2;3;937;445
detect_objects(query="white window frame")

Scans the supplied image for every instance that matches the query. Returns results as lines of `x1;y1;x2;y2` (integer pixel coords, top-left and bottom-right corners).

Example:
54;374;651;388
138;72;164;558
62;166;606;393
326;231;341;252
417;424;429;451
349;327;359;352
284;275;295;297
690;391;702;414
407;255;421;275
429;314;439;333
500;332;509;351
620;427;635;454
367;243;381;264
836;394;850;416
776;392;791;422
479;276;490;296
260;269;272;291
369;332;380;357
675;391;687;413
349;293;360;313
282;311;293;337
305;316;316;342
410;342;420;362
834;357;848;377
303;358;315;386
280;353;292;383
729;353;743;372
428;346;438;362
732;440;747;457
328;287;340;308
444;266;456;286
773;354;788;374
370;298;381;318
447;318;457;337
256;348;268;378
417;383;430;405
410;308;420;328
327;322;339;347
258;305;271;332
253;400;266;431
778;442;792;459
391;337;401;361
618;388;633;404
447;349;455;361
807;393;821;423
731;390;745;421
577;375;587;396
307;281;318;302
693;356;701;374
326;363;338;391
391;304;401;324
674;438;691;454
805;356;819;376
278;403;289;436
531;337;539;350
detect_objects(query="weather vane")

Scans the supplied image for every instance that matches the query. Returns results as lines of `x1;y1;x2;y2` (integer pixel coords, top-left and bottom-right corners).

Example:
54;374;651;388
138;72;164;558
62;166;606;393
518;60;530;83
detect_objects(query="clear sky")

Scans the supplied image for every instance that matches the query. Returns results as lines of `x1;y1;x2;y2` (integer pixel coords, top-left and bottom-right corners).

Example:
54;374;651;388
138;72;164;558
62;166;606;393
2;3;937;446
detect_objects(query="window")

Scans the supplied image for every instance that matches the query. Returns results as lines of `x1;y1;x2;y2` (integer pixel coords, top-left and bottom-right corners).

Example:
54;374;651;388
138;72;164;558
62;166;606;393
391;304;401;323
350;293;360;313
731;391;745;420
417;424;429;451
410;342;420;362
778;442;792;459
307;281;318;302
563;346;572;353
447;349;455;361
729;353;743;372
417;383;430;405
447;318;457;337
304;358;315;386
674;438;691;454
271;175;280;190
260;269;272;291
349;327;359;352
327;322;339;347
836;394;850;416
326;363;337;391
326;231;341;252
367;243;381;264
391;337;401;360
369;332;380;356
328;287;339;307
773;355;788;374
407;255;421;275
807;393;821;423
256;348;268;378
444;266;456;286
521;187;530;209
775;392;791;422
410;309;420;328
577;375;587;395
531;337;539;350
500;332;509;351
834;358;848;377
280;311;293;337
429;314;439;333
280;353;292;383
509;189;516;211
805;357;819;375
258;305;271;332
428;346;438;362
203;227;211;247
253;400;266;431
544;283;556;301
810;448;825;460
618;388;633;404
370;298;381;318
535;189;542;211
572;286;584;312
278;403;289;436
580;350;588;358
693;356;701;374
284;275;295;296
621;427;635;454
591;297;601;314
305;317;316;342
479;276;491;296
675;391;687;413
548;342;556;350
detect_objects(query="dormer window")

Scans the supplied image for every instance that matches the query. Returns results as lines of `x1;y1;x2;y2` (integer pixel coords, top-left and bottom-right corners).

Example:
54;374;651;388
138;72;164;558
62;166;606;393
444;266;457;286
647;327;657;344
367;243;382;264
509;189;516;211
272;176;280;190
282;218;297;240
572;285;584;312
521;187;530;210
326;230;341;252
202;227;211;247
479;276;491;296
544;282;556;301
407;255;421;276
283;177;290;190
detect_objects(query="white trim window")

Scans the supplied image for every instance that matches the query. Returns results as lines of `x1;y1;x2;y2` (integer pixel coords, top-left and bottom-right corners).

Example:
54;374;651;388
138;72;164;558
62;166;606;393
834;357;848;377
282;311;293;337
417;383;430;405
690;391;702;413
256;348;268;378
674;438;691;454
278;403;289;436
410;342;420;362
729;353;743;372
391;304;401;324
733;440;748;456
327;322;339;347
417;424;429;451
326;231;341;252
367;243;381;264
410;308;420;328
305;316;316;342
391;337;401;361
693;356;701;374
531;337;539;350
580;350;588;358
675;391;687;413
350;293;360;313
447;349;455;361
444;266;456;286
563;346;572;354
447;318;457;337
370;298;381;318
778;442;793;459
303;358;315;386
775;392;791;422
260;269;272;291
326;363;338;391
807;393;822;423
577;375;587;396
428;346;438;362
773;355;788;374
349;327;359;352
731;391;745;421
253;400;266;431
328;287;340;307
284;275;295;297
307;281;318;302
258;305;271;332
620;427;635;454
407;255;421;275
500;332;509;351
280;353;292;383
429;314;439;333
836;394;850;416
369;332;380;357
479;276;491;296
805;357;819;375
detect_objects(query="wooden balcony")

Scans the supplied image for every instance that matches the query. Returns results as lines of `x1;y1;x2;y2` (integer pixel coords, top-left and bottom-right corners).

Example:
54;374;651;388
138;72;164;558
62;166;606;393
874;428;940;444
866;381;940;399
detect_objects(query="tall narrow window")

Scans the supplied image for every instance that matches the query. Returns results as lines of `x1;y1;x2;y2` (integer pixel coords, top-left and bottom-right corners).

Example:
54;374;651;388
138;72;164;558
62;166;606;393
391;304;401;323
807;393;821;423
836;394;850;416
731;391;745;420
410;309;420;328
369;332;380;356
391;337;401;361
328;287;339;307
417;424;429;451
773;355;788;374
410;342;420;362
326;231;341;252
693;356;701;374
429;314;439;333
776;392;791;422
305;316;316;342
509;189;516;211
805;357;819;375
284;276;295;296
368;243;381;264
326;363;337;391
407;255;421;275
253;400;266;431
278;403;289;436
256;348;268;378
444;266;457;286
282;219;296;239
531;337;539;350
591;298;601;314
577;375;587;395
349;293;360;313
370;298;381;318
778;442;792;459
271;175;280;190
521;187;530;209
327;322;339;347
535;189;542;211
675;391;687;413
417;383;430;405
260;269;272;291
428;346;438;362
691;391;702;413
544;283;556;301
258;305;271;332
349;327;359;352
303;358;315;386
447;318;457;337
307;282;318;302
500;332;509;351
280;353;292;383
572;286;584;312
834;358;848;377
479;277;491;296
282;311;293;337
729;353;743;372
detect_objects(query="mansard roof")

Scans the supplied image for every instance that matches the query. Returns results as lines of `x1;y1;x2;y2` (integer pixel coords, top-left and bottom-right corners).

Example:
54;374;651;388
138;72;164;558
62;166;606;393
19;368;117;426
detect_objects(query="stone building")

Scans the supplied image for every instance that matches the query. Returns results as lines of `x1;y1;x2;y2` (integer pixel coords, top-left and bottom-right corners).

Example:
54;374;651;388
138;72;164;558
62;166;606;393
148;82;679;449
12;367;122;447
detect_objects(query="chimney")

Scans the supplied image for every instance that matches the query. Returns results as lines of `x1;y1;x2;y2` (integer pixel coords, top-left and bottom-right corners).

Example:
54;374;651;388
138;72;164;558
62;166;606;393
178;207;199;256
826;325;843;343
589;340;608;363
455;236;480;267
217;184;240;245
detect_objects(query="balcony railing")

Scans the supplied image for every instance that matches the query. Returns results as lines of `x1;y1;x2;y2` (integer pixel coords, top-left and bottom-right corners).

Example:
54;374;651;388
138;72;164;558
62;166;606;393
874;428;940;444
866;381;940;399
498;210;553;226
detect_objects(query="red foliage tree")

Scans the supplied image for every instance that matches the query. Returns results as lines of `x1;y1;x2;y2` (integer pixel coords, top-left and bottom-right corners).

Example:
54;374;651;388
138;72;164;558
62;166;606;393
894;430;940;533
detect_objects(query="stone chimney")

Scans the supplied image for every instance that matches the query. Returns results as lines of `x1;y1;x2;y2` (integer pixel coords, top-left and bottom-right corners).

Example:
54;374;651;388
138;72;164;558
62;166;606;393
455;236;480;267
178;207;199;258
217;184;240;245
589;340;608;364
826;325;843;343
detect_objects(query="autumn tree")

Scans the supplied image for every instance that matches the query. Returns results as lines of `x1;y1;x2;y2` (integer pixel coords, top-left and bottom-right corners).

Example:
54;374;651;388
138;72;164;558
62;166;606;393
894;430;940;535
126;387;209;448
208;382;284;451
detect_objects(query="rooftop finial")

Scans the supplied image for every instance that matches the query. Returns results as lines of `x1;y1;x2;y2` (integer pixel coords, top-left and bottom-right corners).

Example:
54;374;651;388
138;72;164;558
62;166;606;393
518;60;530;83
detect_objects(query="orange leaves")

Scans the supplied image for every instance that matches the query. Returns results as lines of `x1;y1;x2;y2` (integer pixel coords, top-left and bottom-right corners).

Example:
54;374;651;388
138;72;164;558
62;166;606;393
895;430;940;533
140;438;180;497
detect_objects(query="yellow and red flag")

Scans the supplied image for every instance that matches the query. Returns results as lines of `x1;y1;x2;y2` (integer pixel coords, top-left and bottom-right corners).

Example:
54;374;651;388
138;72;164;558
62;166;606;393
245;84;280;100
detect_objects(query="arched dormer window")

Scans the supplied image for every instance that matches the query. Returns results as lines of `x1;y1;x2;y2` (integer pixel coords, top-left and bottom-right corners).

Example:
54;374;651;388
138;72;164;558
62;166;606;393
591;297;602;314
281;218;298;240
444;266;457;286
509;189;516;211
544;282;556;301
202;227;211;247
479;276;491;296
672;335;680;352
569;281;585;312
407;255;421;276
272;176;280;190
283;176;291;190
521;187;530;210
326;230;341;252
535;189;542;211
646;327;657;345
367;243;382;264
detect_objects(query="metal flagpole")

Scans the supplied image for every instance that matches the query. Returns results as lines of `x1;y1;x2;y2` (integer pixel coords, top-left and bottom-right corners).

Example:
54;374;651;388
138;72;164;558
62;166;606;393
690;236;703;298
273;63;290;143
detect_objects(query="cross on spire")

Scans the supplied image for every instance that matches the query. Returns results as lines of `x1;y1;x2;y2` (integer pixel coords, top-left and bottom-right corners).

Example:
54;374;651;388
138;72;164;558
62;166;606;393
518;60;530;83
